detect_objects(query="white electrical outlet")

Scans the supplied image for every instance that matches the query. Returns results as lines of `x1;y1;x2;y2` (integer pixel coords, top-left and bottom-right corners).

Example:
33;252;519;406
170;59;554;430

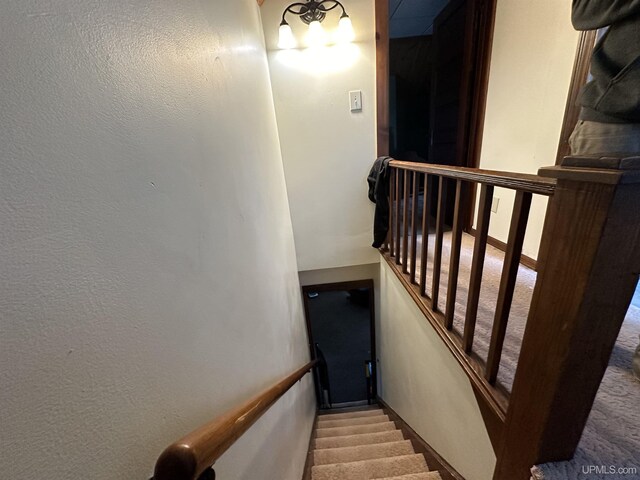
491;196;500;213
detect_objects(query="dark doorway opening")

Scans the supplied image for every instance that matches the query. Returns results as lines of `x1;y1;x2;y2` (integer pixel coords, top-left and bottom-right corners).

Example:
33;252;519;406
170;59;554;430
377;0;497;229
302;280;376;409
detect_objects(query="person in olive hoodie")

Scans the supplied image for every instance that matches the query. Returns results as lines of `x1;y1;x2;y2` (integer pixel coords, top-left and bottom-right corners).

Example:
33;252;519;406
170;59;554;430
570;0;640;381
569;0;640;155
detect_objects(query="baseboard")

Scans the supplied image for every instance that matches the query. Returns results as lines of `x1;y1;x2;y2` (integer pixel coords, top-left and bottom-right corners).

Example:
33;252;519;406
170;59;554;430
468;227;538;271
377;397;466;480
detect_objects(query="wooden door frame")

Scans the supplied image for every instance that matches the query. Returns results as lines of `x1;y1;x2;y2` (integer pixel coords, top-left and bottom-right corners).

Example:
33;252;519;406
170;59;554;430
376;0;497;230
302;279;377;403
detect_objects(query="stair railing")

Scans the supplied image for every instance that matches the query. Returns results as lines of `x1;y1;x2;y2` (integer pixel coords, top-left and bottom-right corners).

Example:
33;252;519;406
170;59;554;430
153;360;317;480
382;155;640;479
385;160;556;422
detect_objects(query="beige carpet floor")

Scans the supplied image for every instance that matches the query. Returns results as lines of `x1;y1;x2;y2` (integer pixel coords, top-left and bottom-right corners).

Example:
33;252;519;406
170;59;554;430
310;407;443;480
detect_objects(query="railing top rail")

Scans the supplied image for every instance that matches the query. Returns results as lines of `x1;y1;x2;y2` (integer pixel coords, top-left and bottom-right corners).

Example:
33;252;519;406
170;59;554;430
389;160;557;196
153;359;318;480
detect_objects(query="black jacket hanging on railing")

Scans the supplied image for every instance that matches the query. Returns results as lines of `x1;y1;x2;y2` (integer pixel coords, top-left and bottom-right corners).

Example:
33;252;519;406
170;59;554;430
367;156;393;248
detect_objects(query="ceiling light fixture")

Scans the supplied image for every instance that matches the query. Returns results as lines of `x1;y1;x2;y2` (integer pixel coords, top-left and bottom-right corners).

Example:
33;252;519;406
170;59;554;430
278;0;355;49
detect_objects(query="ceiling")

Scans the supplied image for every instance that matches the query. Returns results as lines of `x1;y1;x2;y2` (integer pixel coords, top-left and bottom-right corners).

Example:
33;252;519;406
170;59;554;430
389;0;449;38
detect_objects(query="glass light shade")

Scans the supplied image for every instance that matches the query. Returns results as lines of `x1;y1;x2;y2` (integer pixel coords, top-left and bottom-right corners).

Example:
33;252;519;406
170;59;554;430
336;16;355;43
307;20;327;48
278;23;296;49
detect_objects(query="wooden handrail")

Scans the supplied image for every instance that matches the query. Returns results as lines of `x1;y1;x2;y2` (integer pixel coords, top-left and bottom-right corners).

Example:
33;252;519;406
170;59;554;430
390;160;557;195
153;360;318;480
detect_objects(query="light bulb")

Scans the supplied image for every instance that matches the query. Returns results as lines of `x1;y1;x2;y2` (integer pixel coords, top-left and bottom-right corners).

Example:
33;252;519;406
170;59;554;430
278;22;296;49
307;20;327;48
336;15;355;43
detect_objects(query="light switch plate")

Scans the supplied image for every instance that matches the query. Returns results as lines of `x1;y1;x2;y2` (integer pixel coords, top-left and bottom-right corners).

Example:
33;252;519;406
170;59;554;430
349;90;362;112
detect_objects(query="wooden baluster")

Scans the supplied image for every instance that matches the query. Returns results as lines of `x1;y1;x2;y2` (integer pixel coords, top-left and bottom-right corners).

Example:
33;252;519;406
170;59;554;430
410;171;419;283
389;168;395;257
486;191;532;384
444;180;465;330
402;170;410;273
395;169;401;264
431;177;447;311
464;184;494;352
419;173;430;296
496;156;640;479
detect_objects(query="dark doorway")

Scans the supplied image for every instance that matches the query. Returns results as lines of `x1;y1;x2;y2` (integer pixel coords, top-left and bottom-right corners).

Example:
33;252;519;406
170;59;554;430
388;0;486;168
302;280;376;409
377;0;497;228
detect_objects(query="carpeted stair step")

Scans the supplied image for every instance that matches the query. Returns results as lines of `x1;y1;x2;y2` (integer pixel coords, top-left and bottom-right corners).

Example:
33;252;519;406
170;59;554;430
318;408;384;421
314;440;415;465
315;421;397;438
318;414;390;429
311;454;429;480
315;430;405;449
377;473;443;480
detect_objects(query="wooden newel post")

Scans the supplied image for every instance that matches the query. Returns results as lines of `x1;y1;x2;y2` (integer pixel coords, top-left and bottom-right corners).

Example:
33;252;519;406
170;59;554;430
494;156;640;480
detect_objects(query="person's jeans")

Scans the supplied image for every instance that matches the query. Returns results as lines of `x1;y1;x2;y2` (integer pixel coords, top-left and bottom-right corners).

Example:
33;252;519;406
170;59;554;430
570;120;640;380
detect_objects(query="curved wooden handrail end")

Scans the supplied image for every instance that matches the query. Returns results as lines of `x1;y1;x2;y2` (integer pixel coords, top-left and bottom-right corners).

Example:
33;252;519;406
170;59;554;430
154;443;198;480
153;360;318;480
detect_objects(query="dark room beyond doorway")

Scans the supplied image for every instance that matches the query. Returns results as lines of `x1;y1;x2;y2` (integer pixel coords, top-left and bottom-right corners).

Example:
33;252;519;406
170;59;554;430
303;280;376;408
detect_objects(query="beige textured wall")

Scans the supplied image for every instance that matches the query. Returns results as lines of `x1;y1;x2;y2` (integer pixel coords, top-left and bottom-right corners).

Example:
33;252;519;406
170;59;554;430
378;260;496;480
478;0;580;259
0;1;314;478
260;0;379;271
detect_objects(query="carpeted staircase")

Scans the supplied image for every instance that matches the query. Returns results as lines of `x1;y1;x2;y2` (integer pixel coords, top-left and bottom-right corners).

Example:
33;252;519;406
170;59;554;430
310;407;444;480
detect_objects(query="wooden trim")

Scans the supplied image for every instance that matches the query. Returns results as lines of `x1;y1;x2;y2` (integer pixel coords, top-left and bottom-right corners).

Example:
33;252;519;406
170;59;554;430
460;0;497;232
468;227;538;271
465;0;497;225
375;0;390;156
301;279;374;294
381;253;509;421
555;30;598;165
391;160;556;196
377;397;465;480
154;360;318;480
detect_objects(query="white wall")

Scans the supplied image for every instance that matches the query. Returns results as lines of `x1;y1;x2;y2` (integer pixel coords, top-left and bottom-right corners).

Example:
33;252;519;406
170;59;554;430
378;261;496;480
0;1;314;479
260;0;379;271
478;0;580;259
